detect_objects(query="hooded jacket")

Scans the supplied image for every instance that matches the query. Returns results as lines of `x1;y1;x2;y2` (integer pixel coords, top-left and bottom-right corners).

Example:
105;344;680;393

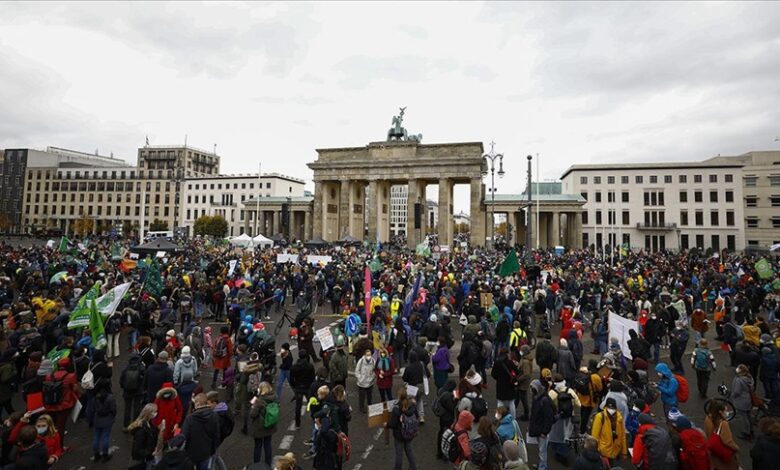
591;408;627;459
173;354;198;386
182;406;220;463
153;448;195;470
453;410;475;464
654;363;679;406
438;380;457;427
750;430;780;470
730;373;754;411
250;392;279;438
496;413;517;443
152;385;183;441
145;361;174;402
12;440;49;470
491;354;519;401
528;387;555;438
289;357;315;394
567;330;584;367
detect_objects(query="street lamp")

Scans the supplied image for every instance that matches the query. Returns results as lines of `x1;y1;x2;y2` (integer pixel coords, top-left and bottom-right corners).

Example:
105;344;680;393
482;142;505;250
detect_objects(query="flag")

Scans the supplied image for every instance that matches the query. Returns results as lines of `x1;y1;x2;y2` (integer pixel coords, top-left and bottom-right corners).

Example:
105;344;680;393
415;243;431;257
142;259;163;298
58;236;72;253
772;278;780;291
66;282;102;328
364;266;372;334
95;282;132;318
498;249;521;277
46;347;70;366
110;243;124;261
118;258;137;273
88;299;107;350
402;272;422;318
755;258;773;280
770;243;780;252
49;271;69;284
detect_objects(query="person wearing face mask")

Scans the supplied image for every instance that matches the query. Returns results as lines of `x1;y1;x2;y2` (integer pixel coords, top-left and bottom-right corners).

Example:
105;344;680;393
7;424;48;470
590;398;627;465
9;412;63;467
644;312;666;364
375;348;396;402
354;348;376;413
276;343;293;401
127;403;161;470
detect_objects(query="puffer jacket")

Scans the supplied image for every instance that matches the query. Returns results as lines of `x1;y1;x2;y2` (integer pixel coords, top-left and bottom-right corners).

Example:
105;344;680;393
453;410;475;464
730;374;754;411
496;413;516;443
355;355;376;388
591;409;627;459
173;355;198;386
654;363;678;406
152;386;183;441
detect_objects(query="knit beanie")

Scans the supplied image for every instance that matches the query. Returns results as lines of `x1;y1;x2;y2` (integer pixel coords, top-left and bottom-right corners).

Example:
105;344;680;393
503;440;521;462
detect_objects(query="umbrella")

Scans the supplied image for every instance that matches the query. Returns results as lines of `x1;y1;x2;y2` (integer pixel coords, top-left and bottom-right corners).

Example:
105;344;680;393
49;271;69;284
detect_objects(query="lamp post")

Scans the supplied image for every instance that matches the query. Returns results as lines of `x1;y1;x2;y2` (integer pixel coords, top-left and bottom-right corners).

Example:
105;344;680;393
526;154;533;264
482;142;505;250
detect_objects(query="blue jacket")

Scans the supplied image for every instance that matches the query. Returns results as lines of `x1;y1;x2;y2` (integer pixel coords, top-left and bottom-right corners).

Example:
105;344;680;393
654;363;678;406
496;413;516;443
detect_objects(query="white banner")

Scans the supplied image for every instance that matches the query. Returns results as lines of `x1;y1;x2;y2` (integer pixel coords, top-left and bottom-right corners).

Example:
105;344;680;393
307;255;332;266
276;254;299;264
228;259;238;277
96;282;133;317
608;312;638;360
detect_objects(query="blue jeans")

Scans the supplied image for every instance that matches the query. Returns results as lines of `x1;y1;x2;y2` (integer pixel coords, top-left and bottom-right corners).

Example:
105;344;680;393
253;436;272;465
92;425;111;455
434;368;449;391
537;434;549;470
652;343;660;362
276;369;290;400
127;328;139;350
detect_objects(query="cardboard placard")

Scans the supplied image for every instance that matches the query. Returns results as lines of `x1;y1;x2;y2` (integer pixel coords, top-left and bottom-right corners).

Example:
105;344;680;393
368;400;396;428
26;392;44;414
316;326;335;351
480;293;494;308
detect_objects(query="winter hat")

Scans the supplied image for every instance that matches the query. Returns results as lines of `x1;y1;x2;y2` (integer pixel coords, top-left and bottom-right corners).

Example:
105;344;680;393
638;413;655;425
429;314;437;322
502;440;521;462
28;351;43;363
541;368;552;380
675;415;692;430
181;346;191;358
559;338;568;348
466;370;482;386
166;329;175;338
605;397;617;409
520;345;531;356
667;407;682;423
37;359;54;376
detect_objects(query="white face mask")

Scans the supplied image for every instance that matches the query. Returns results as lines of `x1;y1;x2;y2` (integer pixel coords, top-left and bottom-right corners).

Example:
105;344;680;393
495;414;501;421
607;408;616;415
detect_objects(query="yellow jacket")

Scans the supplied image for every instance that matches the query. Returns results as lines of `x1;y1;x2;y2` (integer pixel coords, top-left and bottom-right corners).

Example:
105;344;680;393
742;324;761;347
576;373;603;408
591;409;627;459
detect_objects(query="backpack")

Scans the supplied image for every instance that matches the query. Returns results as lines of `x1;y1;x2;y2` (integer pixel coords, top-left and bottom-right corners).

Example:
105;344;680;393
678;428;711;470
105;315;122;335
735;324;744;341
432;390;447;417
42;376;64;406
441;428;467;463
469;396;488;420
81;363;100;391
673;374;689;403
693;348;711;371
263;401;280;428
214;336;228;359
400;411;420;441
643;426;678;469
123;364;144;393
334;430;352;461
556;388;574;419
574;372;592;396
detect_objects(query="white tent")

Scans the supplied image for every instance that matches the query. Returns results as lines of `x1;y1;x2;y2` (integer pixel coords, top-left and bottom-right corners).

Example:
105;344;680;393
252;234;273;248
229;233;254;248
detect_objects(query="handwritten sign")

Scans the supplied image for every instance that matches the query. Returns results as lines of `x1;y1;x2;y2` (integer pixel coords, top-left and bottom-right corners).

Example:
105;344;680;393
368;400;397;428
316;326;334;351
276;254;299;264
480;293;494;309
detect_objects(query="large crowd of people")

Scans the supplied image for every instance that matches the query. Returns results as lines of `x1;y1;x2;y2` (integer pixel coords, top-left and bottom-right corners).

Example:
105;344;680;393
0;235;777;470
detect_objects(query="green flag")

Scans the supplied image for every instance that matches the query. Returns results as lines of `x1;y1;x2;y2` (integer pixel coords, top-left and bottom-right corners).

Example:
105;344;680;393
415;243;431;256
66;282;102;328
110;243;124;261
773;278;780;291
58;236;71;253
755;258;773;280
370;256;383;273
88;299;107;350
142;259;163;298
498;249;521;277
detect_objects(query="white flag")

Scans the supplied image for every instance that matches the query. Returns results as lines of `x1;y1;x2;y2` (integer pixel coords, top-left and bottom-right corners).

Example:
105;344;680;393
770;243;780;252
96;282;133;318
228;259;238;277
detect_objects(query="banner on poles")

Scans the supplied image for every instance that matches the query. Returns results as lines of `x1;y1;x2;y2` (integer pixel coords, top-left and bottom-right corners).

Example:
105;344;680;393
608;312;638;360
228;259;239;277
276;254;299;264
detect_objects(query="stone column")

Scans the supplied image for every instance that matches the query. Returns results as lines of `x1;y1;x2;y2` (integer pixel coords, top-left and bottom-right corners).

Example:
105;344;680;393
313;181;323;239
367;180;378;242
243;210;250;235
438;178;453;246
573;211;583;249
469;177;485;247
550;210;560;247
349;182;364;239
273;210;281;237
304;208;311;241
376;181;390;243
407;179;424;248
338;180;351;239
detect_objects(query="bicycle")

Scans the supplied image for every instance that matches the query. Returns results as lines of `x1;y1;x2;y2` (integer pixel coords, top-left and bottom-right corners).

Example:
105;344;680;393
703;383;736;421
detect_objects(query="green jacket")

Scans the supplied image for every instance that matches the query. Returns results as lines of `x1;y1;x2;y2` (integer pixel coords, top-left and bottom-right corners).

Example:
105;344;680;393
329;351;348;383
249;392;278;439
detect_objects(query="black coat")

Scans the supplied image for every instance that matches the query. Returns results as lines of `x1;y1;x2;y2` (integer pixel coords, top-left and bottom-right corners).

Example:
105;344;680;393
11;441;48;470
145;362;174;402
535;340;557;371
289;358;315;394
131;423;158;462
154;450;195;470
573;448;606;470
182;407;220;463
528;394;554;438
751;434;780;470
491;356;518;401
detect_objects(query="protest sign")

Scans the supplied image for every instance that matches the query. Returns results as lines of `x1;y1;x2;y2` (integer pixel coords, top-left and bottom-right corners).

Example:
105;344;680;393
608;312;638;359
316;326;335;350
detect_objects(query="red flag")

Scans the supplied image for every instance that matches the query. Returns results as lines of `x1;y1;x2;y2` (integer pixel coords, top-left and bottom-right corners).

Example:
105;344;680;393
364;266;372;336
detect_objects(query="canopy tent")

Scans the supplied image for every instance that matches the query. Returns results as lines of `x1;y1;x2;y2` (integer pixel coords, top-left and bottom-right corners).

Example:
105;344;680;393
335;235;361;246
229;233;254;248
252;234;273;248
304;237;329;249
130;239;184;255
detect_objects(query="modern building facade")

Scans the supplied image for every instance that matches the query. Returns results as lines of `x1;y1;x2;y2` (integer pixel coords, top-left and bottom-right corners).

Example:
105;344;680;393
562;159;747;252
181;173;305;237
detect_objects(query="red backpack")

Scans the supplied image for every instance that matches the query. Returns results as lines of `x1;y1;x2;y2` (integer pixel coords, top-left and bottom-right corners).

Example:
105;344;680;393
678;428;711;470
673;374;689;403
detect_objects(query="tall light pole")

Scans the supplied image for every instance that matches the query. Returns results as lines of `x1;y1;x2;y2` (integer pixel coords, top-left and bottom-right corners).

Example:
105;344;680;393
526;155;533;264
482;142;504;250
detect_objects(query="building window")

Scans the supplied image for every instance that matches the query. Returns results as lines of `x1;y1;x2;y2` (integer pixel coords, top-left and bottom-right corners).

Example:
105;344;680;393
580;176;588;184
608;210;616;225
695;211;703;226
745;176;757;187
725;191;734;202
710;191;718;203
635;175;643;184
727;235;735;251
709;174;717;183
711;235;720;251
622;211;629;225
770;176;780;186
771;196;780;207
694;174;702;183
696;234;704;249
679;175;687;184
680;210;689;226
649;175;658;184
681;234;689;250
748;240;759;246
582;211;588;225
607;191;615;203
580;192;588;201
710;210;719;226
746;196;758;207
725;174;733;183
595;211;602;224
621;191;629;203
746;217;759;228
726;211;735;226
694;191;702;203
607;176;615;184
266;182;271;189
621;176;628;184
595;192;602;203
679;191;687;203
664;175;672;183
773;217;780;228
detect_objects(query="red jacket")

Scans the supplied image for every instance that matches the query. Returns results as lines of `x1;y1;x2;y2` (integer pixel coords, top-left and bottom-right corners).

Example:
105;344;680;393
631;423;655;470
678;428;711;470
212;334;233;370
10;421;63;462
151;386;183;441
374;356;395;390
44;371;79;412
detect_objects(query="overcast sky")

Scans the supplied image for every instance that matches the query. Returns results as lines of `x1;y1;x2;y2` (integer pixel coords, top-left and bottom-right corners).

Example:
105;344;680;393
2;1;779;213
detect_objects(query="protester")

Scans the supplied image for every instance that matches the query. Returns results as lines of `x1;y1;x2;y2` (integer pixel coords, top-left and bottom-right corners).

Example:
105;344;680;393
181;393;220;470
86;387;117;462
387;386;419;470
704;400;739;470
127;403;160;470
249;381;279;466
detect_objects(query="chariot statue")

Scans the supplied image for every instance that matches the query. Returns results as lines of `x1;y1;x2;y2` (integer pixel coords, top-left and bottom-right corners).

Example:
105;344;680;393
387;107;422;142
